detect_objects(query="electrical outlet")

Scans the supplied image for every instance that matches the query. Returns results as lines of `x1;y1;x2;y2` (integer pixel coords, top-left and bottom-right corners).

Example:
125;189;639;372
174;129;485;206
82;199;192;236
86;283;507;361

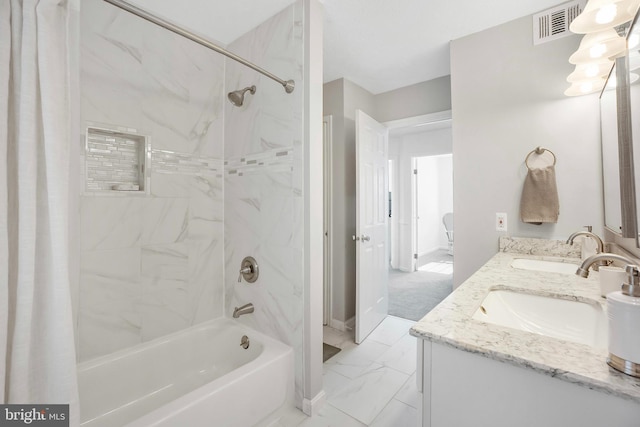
496;213;507;232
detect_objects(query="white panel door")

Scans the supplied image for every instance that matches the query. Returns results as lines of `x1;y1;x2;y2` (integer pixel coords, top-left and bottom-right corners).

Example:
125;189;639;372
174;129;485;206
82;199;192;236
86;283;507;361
355;110;389;344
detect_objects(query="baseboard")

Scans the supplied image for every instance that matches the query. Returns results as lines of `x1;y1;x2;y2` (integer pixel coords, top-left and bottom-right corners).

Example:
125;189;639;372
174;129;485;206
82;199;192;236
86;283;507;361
419;247;445;258
345;316;355;331
328;318;345;331
302;390;326;416
328;316;355;332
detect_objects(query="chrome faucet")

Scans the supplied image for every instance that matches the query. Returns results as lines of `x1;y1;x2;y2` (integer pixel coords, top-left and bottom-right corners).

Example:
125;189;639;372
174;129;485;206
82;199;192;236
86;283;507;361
575;253;636;278
233;303;254;318
566;230;607;270
566;230;604;253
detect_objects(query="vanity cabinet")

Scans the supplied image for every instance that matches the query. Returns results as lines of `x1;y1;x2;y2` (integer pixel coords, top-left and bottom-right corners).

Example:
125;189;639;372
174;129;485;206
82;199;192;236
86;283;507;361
418;340;640;427
411;239;640;427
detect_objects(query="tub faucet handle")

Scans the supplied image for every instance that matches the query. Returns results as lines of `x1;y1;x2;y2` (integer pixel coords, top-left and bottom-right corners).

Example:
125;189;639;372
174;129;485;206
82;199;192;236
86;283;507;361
237;256;259;283
238;266;251;282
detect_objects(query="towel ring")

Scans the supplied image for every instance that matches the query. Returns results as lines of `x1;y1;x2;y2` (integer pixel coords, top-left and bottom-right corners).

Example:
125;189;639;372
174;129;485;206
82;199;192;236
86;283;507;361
525;146;556;170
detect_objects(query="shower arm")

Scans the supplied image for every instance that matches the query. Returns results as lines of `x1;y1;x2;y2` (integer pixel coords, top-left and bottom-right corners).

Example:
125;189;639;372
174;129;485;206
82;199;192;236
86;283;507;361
102;0;296;94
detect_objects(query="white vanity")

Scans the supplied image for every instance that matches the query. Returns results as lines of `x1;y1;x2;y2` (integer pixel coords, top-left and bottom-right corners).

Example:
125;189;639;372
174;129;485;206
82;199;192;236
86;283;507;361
410;237;640;427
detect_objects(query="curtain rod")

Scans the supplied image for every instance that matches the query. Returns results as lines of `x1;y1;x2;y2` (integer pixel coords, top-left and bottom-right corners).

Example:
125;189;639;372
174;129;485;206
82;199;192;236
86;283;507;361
102;0;296;94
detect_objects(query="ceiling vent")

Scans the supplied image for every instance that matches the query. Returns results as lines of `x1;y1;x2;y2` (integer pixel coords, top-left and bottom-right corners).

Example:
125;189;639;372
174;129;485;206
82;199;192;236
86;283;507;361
533;0;586;45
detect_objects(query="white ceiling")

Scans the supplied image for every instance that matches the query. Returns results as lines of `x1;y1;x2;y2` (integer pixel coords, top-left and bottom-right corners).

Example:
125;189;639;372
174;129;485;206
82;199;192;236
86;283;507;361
124;0;569;94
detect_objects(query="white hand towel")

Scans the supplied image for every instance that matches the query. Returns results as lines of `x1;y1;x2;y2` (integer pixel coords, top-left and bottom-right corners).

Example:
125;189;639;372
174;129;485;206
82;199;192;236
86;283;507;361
520;165;559;224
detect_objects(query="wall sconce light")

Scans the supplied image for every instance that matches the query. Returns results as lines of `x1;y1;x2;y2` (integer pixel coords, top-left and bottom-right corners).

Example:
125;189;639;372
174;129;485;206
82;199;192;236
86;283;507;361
567;59;615;81
570;0;640;33
564;78;607;95
569;29;627;63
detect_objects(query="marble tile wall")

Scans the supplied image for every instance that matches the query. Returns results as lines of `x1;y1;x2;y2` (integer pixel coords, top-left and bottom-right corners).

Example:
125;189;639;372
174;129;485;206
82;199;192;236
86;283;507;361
224;1;306;406
78;0;225;361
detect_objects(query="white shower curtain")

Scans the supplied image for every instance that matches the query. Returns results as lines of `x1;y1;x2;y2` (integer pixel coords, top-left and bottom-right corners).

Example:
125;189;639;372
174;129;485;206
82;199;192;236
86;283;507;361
0;0;79;424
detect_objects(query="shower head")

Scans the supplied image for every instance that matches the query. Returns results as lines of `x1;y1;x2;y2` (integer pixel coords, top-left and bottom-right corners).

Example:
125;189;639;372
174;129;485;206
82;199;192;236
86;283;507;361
228;85;256;107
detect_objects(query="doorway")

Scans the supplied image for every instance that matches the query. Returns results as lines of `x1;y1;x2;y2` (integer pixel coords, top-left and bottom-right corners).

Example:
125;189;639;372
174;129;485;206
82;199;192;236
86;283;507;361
413;154;453;270
386;113;453;321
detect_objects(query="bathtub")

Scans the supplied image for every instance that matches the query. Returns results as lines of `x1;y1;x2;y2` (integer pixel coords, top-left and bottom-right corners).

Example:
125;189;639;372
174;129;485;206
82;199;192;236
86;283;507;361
77;318;294;427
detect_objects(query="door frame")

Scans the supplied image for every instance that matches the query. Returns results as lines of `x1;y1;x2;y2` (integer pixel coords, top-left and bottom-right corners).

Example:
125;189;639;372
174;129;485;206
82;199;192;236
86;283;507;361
384;110;452;273
323;115;333;326
412;156;419;272
384;110;452;132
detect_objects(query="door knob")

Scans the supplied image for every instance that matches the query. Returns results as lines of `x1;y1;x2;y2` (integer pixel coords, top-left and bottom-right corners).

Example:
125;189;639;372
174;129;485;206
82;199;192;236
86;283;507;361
361;235;370;242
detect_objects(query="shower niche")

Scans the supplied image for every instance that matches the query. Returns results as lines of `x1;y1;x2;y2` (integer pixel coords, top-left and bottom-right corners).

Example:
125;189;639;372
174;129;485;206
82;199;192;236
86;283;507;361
84;125;150;194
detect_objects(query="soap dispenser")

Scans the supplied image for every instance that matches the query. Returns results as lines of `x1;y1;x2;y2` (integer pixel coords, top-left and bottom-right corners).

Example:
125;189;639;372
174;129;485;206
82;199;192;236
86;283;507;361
607;265;640;377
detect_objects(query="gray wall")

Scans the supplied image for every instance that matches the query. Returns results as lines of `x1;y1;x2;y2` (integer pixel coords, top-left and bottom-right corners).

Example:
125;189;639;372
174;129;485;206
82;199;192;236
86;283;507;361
322;80;348;323
323;78;377;324
451;15;604;287
376;76;452;122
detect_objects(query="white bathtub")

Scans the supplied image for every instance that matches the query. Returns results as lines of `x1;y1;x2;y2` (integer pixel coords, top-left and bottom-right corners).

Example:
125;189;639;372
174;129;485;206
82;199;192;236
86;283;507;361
77;318;294;427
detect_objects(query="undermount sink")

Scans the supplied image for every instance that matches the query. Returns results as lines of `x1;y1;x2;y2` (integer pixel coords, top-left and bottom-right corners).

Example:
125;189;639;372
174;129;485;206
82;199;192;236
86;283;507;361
472;290;607;349
511;258;578;275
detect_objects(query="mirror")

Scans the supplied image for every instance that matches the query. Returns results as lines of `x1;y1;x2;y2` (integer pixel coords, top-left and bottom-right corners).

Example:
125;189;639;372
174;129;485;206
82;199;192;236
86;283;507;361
600;16;640;245
601;63;621;233
630;18;640;245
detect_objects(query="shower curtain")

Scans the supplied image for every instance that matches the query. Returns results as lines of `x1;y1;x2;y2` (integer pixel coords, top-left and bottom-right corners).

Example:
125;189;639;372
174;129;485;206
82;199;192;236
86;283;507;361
0;0;79;424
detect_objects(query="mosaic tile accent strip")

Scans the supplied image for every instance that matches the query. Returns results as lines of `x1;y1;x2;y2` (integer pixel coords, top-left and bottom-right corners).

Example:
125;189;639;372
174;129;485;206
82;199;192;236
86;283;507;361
85;128;147;192
225;147;294;176
151;149;223;177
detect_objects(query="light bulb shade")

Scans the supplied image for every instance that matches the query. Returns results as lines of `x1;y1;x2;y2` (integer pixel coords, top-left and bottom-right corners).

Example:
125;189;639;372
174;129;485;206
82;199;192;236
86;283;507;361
564;78;607;96
570;0;640;34
567;60;614;81
569;29;627;64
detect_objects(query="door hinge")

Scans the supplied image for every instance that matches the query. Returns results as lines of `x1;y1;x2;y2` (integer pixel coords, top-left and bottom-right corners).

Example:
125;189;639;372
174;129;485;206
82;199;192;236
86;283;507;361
414;253;418;259
413;169;418;175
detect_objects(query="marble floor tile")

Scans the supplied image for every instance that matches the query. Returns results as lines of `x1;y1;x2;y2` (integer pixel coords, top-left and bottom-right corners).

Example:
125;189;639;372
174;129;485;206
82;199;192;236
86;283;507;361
324;339;390;379
323;326;354;349
274;406;308;427
326;363;409;425
375;333;417;375
369;399;417;427
322;368;352;397
295;404;366;427
298;317;421;426
365;315;415;346
394;373;420;409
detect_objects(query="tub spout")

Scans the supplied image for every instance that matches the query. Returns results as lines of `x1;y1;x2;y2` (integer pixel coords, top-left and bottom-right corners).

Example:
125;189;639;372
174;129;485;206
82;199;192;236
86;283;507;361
233;303;254;318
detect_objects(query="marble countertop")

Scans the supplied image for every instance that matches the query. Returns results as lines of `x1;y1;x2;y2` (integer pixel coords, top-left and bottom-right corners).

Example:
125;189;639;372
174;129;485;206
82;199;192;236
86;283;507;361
410;238;640;403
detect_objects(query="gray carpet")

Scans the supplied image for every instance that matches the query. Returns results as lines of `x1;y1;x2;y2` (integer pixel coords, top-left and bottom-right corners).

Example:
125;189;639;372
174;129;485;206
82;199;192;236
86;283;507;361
388;251;453;321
